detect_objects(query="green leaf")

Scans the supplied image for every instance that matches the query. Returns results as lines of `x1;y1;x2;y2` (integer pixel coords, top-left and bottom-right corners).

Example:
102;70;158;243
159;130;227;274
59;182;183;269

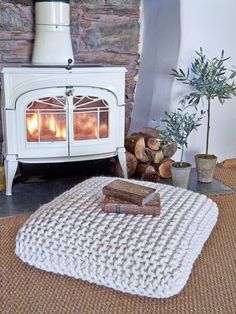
179;68;186;76
171;69;179;74
229;71;236;79
218;97;224;104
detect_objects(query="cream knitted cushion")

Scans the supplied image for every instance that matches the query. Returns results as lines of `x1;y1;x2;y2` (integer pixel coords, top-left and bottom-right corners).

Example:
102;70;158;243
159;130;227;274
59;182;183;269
15;177;218;299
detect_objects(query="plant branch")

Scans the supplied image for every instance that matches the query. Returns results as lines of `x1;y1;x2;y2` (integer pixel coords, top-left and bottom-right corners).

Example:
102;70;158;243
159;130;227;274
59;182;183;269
162;103;204;164
180;145;184;166
206;97;211;155
171;48;236;156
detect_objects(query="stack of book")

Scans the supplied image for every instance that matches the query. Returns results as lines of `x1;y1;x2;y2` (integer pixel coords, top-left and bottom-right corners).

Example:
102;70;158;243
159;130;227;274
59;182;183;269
102;179;161;216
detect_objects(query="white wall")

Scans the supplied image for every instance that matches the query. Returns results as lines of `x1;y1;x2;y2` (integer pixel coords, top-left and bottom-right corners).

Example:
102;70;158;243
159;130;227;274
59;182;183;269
131;0;236;165
171;0;236;164
129;0;180;133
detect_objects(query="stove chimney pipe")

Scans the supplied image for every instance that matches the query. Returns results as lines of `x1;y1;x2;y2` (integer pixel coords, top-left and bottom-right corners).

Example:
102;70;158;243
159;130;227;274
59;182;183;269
32;0;74;65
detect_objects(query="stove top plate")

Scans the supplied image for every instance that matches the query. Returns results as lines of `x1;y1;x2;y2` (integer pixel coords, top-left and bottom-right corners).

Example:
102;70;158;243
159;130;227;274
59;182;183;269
20;64;103;68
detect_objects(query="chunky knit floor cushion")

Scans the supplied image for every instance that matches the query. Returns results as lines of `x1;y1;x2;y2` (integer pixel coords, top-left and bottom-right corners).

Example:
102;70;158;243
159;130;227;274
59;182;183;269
15;177;218;299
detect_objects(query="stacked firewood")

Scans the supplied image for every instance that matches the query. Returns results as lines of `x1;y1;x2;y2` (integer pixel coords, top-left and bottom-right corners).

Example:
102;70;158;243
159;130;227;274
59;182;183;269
115;127;177;182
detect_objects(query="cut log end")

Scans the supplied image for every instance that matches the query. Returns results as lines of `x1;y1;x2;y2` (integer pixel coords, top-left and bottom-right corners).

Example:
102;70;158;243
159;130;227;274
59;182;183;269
125;130;176;180
147;137;161;151
125;134;143;154
141;171;160;183
162;141;177;158
134;137;149;162
115;152;138;178
159;159;175;178
140;127;163;139
135;162;156;177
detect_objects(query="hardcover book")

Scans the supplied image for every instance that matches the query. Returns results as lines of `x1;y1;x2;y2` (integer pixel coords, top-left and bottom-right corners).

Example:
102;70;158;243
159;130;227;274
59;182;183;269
102;194;161;216
102;179;157;206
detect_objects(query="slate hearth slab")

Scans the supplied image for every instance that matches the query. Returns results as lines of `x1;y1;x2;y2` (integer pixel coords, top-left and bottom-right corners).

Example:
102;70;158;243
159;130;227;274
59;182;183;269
0;168;232;217
160;169;233;195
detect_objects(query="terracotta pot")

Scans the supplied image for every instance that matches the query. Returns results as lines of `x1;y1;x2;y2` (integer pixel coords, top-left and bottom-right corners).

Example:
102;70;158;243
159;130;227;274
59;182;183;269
171;162;191;189
195;154;217;183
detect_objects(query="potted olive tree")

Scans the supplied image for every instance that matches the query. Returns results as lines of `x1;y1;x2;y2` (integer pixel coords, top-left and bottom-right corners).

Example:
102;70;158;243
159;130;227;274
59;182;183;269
162;104;204;189
172;48;236;182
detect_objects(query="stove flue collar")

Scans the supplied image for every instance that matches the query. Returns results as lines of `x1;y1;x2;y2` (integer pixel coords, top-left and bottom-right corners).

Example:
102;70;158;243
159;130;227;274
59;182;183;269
32;0;74;65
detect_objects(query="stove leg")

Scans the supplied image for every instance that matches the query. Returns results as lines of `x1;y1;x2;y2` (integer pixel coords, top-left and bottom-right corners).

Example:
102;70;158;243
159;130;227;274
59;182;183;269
4;155;18;196
117;147;128;179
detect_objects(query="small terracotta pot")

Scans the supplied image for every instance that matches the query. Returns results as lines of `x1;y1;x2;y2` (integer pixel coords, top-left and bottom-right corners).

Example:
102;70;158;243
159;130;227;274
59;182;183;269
171;162;191;189
195;154;217;183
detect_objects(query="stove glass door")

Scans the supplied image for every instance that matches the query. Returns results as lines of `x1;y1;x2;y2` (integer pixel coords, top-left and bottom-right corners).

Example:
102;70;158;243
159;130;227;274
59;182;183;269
17;87;69;159
69;86;120;157
73;96;109;141
26;96;67;143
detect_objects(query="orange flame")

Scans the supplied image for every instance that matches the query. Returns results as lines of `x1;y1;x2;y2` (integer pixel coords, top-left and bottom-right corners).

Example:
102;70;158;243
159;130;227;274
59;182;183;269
26;112;67;142
27;113;38;135
73;113;108;140
49;114;56;133
26;111;108;142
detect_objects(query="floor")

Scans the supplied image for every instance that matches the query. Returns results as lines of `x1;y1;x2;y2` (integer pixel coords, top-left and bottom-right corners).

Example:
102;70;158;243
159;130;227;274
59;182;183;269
0;160;233;217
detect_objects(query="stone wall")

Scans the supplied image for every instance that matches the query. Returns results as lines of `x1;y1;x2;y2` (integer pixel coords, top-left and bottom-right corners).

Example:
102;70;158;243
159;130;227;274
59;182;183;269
0;0;140;155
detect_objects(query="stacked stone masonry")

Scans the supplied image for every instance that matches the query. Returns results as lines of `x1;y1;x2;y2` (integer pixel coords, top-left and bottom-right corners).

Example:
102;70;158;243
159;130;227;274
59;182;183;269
0;0;141;155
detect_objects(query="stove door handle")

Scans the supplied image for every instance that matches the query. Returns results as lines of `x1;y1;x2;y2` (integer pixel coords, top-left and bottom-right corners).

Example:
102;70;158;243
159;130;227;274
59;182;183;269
66;87;74;96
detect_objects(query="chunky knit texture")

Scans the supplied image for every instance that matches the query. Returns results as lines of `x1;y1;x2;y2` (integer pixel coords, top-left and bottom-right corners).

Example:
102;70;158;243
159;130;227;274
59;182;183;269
15;177;218;298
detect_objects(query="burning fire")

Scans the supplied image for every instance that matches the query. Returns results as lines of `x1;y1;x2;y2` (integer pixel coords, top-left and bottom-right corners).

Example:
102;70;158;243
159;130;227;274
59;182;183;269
46;114;67;140
74;113;97;140
26;112;67;142
26;111;108;142
99;123;108;138
27;113;38;137
74;112;108;140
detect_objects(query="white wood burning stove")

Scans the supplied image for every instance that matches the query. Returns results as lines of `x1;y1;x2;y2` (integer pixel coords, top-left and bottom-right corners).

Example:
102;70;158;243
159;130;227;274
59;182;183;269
0;0;128;195
1;66;127;195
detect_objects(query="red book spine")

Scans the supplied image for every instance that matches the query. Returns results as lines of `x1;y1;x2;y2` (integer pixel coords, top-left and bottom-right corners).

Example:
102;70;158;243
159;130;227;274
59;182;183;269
102;196;161;216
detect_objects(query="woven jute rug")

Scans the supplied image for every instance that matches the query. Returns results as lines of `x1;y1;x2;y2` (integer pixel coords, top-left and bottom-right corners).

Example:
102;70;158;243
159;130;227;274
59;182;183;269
214;166;236;191
1;171;236;314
